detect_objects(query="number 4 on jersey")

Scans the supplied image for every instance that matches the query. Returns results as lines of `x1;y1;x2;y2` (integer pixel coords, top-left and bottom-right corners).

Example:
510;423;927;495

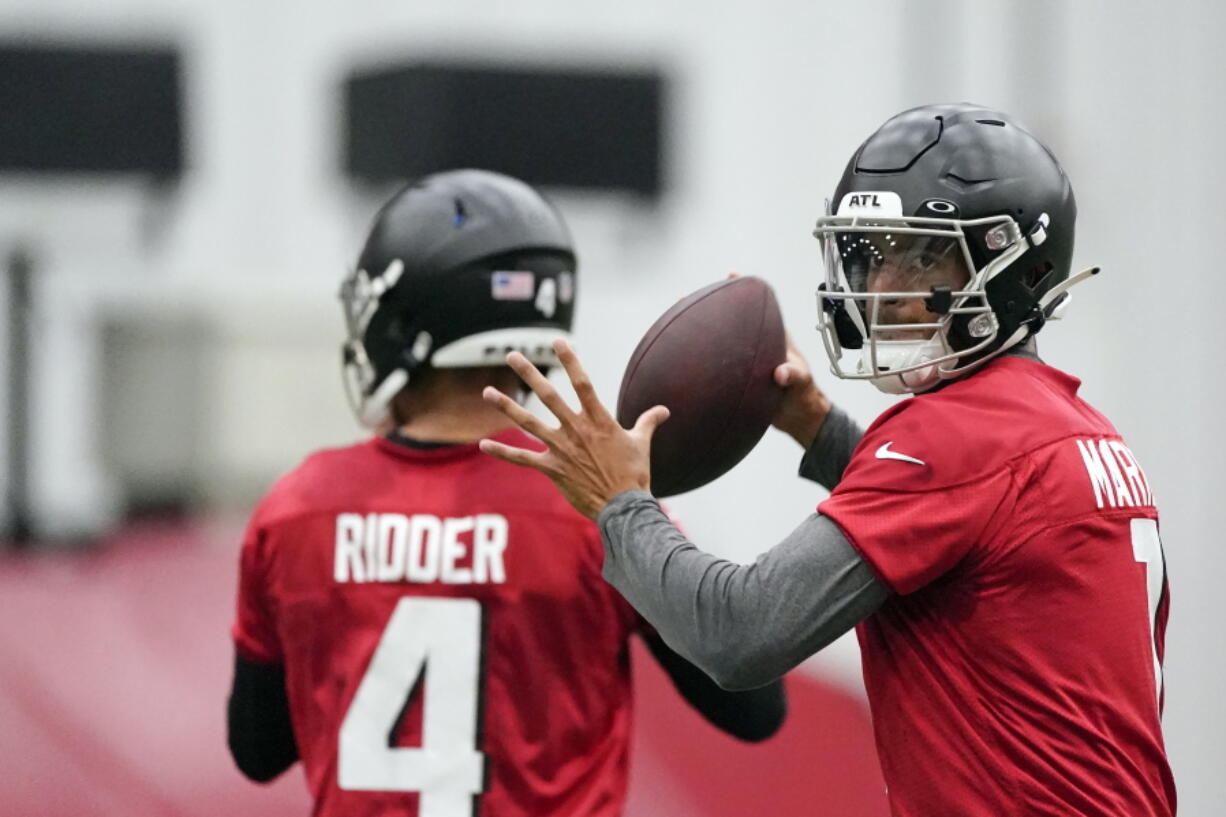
339;597;485;816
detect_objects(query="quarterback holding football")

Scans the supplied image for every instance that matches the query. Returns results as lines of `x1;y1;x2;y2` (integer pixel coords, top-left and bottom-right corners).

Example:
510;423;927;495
482;104;1176;816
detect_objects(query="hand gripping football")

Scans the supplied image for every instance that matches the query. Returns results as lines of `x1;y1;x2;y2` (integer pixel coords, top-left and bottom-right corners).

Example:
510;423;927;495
616;276;785;497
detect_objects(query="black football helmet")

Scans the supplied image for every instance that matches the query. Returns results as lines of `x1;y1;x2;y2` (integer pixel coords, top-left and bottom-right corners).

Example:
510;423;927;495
812;103;1097;394
340;169;577;426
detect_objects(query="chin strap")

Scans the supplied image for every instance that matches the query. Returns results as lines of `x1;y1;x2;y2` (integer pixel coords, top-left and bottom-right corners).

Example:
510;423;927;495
1042;266;1101;321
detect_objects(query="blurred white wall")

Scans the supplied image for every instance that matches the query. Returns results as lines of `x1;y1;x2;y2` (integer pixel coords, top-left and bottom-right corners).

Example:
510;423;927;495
0;0;1221;810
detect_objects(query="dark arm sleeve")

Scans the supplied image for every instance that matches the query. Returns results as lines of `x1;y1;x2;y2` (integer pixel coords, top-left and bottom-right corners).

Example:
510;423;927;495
227;652;300;782
599;493;888;691
798;405;865;491
643;633;787;742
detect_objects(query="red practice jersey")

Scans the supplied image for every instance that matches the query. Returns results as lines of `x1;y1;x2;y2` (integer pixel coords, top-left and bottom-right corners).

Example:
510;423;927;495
232;429;644;817
820;356;1175;817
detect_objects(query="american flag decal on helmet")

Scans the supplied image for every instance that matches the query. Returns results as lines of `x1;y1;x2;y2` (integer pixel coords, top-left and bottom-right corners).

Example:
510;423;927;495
491;271;536;300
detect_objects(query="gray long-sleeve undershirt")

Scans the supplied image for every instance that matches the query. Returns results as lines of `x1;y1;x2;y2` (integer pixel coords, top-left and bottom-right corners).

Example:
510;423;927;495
798;404;863;490
597;406;889;690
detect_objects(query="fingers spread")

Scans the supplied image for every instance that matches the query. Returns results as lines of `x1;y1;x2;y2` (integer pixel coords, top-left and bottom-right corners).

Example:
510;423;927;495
478;438;550;471
483;387;555;440
505;352;576;424
554;339;613;423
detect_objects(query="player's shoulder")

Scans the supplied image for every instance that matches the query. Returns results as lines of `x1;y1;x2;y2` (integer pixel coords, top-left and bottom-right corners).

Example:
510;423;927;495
251;438;383;527
250;429;590;531
851;356;1109;487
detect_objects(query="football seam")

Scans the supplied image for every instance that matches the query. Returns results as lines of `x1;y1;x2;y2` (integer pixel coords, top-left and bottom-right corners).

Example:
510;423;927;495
618;278;747;420
664;287;772;494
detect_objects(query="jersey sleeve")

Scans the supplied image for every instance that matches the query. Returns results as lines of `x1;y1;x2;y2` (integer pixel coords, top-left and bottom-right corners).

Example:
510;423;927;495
600;522;656;638
818;416;1016;596
625;500;689;639
231;507;283;664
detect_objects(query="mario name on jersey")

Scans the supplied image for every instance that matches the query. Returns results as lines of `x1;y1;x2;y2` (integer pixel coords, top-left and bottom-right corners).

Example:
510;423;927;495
1075;438;1154;509
333;512;508;584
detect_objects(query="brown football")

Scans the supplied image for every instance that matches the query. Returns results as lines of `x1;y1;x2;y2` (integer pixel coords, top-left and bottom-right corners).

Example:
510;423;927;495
616;276;785;497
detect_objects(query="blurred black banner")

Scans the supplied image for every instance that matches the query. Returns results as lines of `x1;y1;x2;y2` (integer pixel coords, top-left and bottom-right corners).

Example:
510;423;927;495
345;62;663;197
0;43;183;175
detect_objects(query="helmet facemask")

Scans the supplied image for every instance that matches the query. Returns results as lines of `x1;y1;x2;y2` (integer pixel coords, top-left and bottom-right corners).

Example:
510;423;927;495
814;206;1038;394
339;259;416;428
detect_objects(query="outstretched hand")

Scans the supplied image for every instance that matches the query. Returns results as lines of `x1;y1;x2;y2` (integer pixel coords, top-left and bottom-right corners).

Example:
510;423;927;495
478;339;670;520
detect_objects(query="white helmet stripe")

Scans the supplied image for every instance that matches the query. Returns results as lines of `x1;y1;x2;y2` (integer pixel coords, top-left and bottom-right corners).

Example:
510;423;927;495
430;327;572;368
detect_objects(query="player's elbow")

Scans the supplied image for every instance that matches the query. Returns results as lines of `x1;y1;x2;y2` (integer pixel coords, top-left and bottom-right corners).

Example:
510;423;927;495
734;713;785;743
228;737;293;783
710;666;780;692
673;625;772;690
235;761;286;784
226;710;299;783
727;686;788;742
700;647;786;692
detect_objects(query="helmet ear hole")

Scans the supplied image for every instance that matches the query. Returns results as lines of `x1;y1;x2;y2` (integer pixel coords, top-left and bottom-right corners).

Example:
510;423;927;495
1024;261;1055;291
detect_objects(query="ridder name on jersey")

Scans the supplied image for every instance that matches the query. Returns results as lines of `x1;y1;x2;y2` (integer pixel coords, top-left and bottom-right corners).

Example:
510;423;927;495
334;512;507;584
1075;439;1154;509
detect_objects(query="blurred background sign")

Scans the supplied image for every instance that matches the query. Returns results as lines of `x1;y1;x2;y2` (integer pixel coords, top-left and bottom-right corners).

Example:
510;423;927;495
345;61;664;196
0;41;185;545
0;43;183;175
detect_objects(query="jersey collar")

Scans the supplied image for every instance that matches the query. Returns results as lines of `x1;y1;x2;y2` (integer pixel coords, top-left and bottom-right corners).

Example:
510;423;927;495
371;427;541;462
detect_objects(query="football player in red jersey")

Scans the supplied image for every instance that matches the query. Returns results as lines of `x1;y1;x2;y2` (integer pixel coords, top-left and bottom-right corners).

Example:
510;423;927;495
226;169;786;817
481;105;1177;816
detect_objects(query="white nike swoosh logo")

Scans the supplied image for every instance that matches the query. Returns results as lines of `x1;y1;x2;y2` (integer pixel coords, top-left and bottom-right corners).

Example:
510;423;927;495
875;442;926;466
